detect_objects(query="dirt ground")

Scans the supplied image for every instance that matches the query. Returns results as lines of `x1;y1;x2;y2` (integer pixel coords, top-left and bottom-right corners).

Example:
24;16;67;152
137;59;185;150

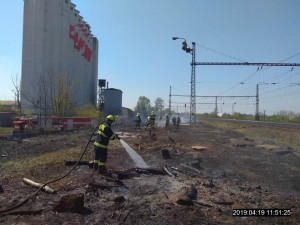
0;120;300;224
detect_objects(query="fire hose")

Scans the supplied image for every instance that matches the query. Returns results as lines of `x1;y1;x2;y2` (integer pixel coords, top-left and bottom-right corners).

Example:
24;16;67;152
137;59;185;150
0;122;102;214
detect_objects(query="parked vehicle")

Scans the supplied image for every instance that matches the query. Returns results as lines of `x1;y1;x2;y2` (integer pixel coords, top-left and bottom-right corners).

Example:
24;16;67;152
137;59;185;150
13;116;95;135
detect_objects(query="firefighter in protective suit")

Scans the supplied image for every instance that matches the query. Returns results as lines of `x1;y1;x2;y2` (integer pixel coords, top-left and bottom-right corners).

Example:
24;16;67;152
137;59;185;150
135;113;142;130
172;115;176;128
94;115;119;175
176;115;181;129
149;111;156;128
145;116;151;130
165;114;169;128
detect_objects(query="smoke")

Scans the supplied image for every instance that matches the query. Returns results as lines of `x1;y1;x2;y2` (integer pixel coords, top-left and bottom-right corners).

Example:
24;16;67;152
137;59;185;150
180;114;190;124
156;119;165;127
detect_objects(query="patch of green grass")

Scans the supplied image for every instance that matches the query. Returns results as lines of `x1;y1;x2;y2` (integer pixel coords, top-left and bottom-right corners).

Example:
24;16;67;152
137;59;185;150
202;120;300;151
1;146;90;174
0;127;14;136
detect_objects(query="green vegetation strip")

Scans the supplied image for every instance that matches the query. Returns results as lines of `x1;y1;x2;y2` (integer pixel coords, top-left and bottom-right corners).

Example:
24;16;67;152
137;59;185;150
203;120;300;151
0;127;14;136
1;146;89;174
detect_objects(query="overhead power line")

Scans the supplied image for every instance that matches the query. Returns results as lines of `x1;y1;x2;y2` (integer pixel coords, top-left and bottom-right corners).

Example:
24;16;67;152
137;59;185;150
197;44;245;62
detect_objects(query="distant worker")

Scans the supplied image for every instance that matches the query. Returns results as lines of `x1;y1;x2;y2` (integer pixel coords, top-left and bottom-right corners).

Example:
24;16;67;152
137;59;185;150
135;113;142;130
145;116;152;130
150;111;156;128
24;124;28;134
176;115;181;129
158;115;162;121
172;115;176;128
165;114;169;128
94;115;119;175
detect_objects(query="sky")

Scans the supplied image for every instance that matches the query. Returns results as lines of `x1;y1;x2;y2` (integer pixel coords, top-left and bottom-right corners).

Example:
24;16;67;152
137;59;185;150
0;0;300;115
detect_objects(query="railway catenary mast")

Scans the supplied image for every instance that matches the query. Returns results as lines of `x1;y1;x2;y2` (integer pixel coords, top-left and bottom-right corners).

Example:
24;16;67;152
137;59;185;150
21;0;98;114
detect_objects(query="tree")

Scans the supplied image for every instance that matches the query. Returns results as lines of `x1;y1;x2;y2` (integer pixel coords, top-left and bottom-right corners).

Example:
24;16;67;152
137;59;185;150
134;96;151;117
154;97;164;114
51;73;76;116
11;74;21;114
20;70;76;118
75;103;103;125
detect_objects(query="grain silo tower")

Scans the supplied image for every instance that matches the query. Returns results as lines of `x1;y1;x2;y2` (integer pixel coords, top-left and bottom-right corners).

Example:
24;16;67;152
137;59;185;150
20;0;98;114
103;88;123;116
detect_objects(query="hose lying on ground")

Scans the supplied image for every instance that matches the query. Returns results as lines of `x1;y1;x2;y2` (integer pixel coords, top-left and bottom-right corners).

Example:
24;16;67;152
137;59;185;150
0;123;101;214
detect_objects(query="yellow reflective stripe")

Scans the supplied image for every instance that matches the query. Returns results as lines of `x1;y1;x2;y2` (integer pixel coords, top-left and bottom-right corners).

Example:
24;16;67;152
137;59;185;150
97;130;108;138
110;134;116;140
99;124;106;130
94;142;108;148
98;162;106;166
94;160;99;163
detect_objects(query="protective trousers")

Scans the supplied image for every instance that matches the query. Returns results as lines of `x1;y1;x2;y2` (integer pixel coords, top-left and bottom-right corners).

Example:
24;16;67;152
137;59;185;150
93;146;107;170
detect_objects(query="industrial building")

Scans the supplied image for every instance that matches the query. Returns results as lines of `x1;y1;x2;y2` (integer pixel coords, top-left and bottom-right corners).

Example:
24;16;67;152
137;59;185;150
20;0;98;114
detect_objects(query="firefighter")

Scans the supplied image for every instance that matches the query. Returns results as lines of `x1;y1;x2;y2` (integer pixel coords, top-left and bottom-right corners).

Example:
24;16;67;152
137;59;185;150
135;113;142;130
165;114;169;128
93;115;119;175
150;111;156;128
176;115;181;129
145;116;151;130
172;115;176;128
24;124;28;134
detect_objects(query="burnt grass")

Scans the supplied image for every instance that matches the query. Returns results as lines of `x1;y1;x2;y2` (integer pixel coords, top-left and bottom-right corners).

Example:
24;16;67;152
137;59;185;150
0;121;300;224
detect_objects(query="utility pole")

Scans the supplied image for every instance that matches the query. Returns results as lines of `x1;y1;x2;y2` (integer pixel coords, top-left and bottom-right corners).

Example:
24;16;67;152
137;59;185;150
214;96;218;117
172;38;300;123
169;86;171;116
232;102;236;115
172;37;196;125
255;84;259;121
190;42;196;125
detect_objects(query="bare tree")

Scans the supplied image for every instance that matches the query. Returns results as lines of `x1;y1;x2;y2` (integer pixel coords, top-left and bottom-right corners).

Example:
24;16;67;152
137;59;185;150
11;74;21;113
20;69;76;120
154;97;164;114
51;73;76;116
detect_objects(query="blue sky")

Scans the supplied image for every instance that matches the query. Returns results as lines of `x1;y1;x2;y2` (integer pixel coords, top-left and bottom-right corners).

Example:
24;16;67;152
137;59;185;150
0;0;299;115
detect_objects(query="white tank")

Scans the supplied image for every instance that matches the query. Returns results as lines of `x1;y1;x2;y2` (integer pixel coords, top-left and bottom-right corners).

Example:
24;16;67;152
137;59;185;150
103;88;123;115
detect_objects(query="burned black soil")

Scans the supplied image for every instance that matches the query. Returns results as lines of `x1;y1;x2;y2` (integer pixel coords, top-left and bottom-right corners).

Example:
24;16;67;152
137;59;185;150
0;121;299;224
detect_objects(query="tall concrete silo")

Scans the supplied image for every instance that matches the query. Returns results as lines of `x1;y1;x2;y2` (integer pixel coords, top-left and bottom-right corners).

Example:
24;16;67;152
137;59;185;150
21;0;98;114
103;88;123;116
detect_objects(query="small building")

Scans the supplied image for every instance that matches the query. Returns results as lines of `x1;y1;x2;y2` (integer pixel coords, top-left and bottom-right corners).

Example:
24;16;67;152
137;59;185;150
122;107;134;119
0;112;15;127
0;100;19;112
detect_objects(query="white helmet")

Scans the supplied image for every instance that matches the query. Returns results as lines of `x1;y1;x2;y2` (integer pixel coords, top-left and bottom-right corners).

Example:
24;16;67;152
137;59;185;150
137;113;139;116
